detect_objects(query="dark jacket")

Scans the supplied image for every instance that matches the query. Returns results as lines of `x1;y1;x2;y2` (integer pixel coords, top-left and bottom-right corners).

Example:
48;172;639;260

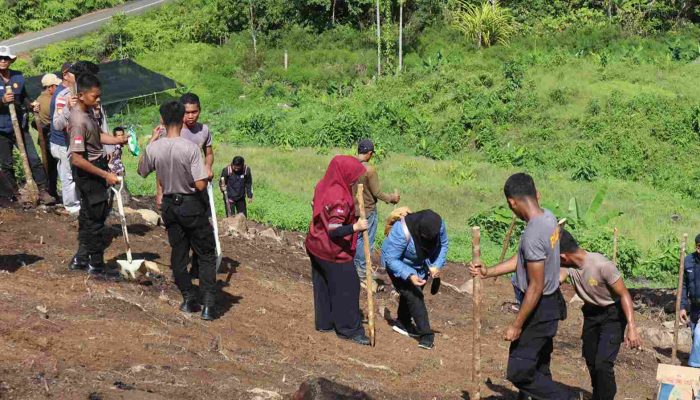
221;165;253;201
682;252;700;321
0;70;28;135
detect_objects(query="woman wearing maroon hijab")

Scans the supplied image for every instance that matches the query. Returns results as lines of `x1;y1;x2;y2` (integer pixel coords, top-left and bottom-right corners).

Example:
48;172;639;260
305;155;370;345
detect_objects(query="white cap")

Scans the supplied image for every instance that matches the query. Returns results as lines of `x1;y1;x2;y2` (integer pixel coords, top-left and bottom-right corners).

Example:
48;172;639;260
0;46;17;60
41;73;62;87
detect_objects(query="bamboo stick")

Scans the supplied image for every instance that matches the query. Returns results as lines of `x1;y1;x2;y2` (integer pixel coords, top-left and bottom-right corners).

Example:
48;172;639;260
471;226;482;400
673;233;688;364
495;215;517;282
6;86;37;204
357;184;376;347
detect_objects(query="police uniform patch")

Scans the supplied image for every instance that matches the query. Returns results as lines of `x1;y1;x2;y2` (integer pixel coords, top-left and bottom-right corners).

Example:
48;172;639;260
74;136;83;145
12;82;17;89
588;277;599;286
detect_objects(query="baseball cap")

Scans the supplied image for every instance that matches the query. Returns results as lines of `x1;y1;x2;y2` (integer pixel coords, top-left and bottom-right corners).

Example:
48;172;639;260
68;60;99;75
41;73;62;87
358;139;374;154
695;233;700;245
0;46;17;60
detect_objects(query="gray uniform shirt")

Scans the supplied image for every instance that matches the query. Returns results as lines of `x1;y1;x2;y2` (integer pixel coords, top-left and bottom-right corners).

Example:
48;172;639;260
138;137;207;195
514;209;561;296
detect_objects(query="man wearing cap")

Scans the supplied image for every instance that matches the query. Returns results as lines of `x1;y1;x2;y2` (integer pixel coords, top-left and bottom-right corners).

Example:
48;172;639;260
35;73;62;199
353;139;400;286
681;234;700;363
49;61;81;214
0;46;54;204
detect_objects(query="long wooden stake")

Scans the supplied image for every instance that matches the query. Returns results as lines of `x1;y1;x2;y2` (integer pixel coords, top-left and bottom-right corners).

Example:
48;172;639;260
375;0;381;77
613;227;619;266
494;215;517;282
33;112;48;176
6;86;38;204
471;226;482;400
673;233;688;364
357;184;376;347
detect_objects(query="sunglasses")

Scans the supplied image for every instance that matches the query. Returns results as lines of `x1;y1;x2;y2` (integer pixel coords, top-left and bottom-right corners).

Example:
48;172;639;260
0;56;12;62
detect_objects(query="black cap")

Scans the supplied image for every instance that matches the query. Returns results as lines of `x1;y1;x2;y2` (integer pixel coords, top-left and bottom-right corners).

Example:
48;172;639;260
695;233;700;245
68;60;99;75
358;139;374;154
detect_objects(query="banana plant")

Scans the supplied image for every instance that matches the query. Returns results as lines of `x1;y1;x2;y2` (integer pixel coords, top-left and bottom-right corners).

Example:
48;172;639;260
567;185;623;229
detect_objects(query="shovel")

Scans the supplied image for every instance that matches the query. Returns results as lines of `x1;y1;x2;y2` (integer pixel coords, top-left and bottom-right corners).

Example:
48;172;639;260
112;177;145;279
207;183;223;272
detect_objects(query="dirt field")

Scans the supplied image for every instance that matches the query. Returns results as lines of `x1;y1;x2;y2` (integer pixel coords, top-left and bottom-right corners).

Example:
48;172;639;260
0;203;666;399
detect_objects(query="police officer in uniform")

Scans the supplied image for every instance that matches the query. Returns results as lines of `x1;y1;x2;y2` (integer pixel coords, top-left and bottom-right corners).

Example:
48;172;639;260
470;173;574;400
138;101;218;321
67;73;126;274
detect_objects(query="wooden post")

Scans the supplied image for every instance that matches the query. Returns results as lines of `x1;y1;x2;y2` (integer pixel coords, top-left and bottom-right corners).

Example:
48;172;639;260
494;215;517;282
673;233;688;364
375;0;381;77
33;111;48;176
613;227;619;266
471;226;482;400
398;0;403;73
6;86;38;204
357;184;376;347
284;50;288;70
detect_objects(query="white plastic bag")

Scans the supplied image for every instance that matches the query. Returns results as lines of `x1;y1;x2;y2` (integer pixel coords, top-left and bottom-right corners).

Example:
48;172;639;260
688;322;700;367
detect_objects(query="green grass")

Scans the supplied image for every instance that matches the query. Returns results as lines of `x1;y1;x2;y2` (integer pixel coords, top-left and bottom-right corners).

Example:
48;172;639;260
121;144;698;285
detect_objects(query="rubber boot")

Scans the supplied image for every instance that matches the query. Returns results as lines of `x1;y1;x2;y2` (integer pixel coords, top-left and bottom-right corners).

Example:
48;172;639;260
179;291;201;313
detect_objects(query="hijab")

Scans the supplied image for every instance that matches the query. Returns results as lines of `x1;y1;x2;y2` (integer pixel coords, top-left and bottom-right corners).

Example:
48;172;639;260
404;209;442;264
311;155;366;221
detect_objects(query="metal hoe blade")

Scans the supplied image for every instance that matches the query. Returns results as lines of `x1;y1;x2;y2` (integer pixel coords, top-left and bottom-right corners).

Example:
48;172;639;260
208;183;223;272
111;179;145;279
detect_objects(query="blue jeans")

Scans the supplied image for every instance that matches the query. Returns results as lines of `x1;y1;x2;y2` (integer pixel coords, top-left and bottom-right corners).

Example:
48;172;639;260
354;209;378;280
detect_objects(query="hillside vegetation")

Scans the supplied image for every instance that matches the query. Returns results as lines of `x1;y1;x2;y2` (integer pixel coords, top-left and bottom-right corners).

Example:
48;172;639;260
18;0;700;284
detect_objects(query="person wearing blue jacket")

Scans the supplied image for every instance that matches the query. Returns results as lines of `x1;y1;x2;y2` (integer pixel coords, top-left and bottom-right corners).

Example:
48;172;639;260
381;209;448;350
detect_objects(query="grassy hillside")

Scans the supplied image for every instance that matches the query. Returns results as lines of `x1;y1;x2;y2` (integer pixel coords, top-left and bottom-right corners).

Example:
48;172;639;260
17;0;700;284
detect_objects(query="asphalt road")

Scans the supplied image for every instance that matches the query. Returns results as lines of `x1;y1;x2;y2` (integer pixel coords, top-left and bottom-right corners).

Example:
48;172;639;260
0;0;175;54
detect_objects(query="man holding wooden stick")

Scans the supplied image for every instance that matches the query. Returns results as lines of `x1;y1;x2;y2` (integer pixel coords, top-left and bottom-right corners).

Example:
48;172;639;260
680;233;700;366
0;46;54;204
353;139;400;289
469;173;572;399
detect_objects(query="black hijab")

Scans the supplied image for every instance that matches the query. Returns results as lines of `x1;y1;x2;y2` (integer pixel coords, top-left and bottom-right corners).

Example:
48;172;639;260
404;209;442;264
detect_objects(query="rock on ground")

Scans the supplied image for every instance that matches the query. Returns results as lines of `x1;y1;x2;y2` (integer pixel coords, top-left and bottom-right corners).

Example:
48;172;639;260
292;378;371;400
221;214;248;236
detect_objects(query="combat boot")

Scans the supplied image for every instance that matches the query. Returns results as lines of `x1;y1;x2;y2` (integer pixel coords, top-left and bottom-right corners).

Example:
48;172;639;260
179;291;201;313
201;293;217;321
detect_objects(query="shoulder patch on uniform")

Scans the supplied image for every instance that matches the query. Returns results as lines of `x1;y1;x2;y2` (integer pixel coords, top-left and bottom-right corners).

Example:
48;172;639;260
74;136;83;144
12;83;18;89
549;227;560;249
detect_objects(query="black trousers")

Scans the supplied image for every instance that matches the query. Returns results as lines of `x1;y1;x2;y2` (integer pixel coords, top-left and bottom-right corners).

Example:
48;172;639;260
389;273;433;339
161;194;217;305
0;129;48;192
231;198;247;217
581;303;625;400
507;292;570;400
74;163;112;264
310;254;364;338
38;125;58;198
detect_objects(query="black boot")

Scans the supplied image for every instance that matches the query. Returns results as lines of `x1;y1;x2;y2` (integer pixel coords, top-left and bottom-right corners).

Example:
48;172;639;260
68;255;88;271
201;294;216;321
179;292;201;313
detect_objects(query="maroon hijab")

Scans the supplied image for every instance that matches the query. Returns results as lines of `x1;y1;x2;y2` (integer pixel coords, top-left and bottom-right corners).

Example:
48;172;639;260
306;155;366;263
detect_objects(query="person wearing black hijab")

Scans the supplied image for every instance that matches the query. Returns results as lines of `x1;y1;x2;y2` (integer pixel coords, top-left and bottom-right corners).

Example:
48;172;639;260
380;209;448;349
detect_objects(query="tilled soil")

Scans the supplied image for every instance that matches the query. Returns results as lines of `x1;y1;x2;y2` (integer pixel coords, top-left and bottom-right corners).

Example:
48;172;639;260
0;205;663;399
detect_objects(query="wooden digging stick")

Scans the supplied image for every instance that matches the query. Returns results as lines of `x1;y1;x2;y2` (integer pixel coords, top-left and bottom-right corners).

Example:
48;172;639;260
613;227;619;266
357;183;376;347
494;215;517;282
471;226;482;400
33;111;48;176
6;86;38;204
673;233;688;364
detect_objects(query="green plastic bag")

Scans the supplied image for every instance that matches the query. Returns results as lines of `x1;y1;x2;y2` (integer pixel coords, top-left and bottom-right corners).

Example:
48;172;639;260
127;126;140;156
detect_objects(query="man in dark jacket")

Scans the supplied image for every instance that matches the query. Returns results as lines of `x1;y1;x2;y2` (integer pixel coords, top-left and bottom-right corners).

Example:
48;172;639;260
220;156;253;217
680;234;700;346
